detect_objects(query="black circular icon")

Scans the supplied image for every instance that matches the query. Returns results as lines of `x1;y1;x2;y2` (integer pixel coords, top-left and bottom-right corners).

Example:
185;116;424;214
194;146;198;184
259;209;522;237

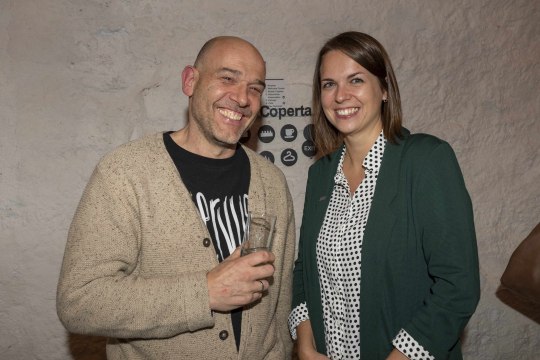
303;124;315;141
260;151;275;163
258;125;275;143
280;148;298;167
280;124;297;142
302;140;317;157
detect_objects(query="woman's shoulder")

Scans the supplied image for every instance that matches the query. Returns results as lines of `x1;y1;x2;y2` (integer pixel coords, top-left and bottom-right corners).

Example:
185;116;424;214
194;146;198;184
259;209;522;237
398;129;456;160
403;131;448;150
397;130;464;177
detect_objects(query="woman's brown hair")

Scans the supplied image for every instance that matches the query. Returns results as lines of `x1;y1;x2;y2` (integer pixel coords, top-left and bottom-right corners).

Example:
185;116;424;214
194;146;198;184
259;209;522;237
312;31;403;156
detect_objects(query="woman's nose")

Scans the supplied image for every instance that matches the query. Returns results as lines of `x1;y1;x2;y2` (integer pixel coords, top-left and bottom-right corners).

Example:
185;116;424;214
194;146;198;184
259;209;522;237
335;85;350;103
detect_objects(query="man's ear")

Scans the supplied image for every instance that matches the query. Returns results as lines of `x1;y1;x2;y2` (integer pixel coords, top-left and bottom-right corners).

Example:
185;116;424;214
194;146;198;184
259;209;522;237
181;65;198;96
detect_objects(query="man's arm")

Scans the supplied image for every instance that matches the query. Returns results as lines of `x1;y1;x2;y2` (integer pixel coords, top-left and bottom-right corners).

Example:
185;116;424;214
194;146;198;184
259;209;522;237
56;165;216;339
58;161;283;340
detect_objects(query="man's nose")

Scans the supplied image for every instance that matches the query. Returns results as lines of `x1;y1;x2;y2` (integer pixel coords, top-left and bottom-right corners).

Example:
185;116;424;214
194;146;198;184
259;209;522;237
230;83;249;107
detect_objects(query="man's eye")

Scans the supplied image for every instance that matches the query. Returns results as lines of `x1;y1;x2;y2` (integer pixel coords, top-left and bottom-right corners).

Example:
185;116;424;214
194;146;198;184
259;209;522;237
250;87;263;94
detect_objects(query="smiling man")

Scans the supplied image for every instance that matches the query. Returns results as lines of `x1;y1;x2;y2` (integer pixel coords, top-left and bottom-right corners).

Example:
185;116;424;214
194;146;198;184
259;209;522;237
57;36;295;359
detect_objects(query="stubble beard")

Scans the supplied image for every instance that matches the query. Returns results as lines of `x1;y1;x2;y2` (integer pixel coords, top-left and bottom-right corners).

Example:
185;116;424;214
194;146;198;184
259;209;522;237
191;108;244;148
190;90;257;148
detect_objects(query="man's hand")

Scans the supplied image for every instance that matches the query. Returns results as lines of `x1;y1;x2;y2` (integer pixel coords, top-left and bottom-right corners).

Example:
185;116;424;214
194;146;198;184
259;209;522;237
207;247;275;311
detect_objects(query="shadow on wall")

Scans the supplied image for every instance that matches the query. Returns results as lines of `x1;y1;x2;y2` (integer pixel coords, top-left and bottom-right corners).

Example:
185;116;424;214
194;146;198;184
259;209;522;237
68;334;107;360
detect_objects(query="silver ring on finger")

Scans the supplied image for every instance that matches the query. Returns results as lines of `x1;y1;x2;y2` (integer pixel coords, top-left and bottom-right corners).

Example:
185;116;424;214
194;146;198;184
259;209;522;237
258;280;264;292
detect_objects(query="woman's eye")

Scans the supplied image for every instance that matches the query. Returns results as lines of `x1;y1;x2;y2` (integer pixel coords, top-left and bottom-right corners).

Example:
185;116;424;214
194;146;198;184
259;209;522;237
351;78;364;84
322;82;335;89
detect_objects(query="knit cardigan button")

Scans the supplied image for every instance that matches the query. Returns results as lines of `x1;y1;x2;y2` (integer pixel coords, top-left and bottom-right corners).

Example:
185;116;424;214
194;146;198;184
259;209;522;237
202;238;211;247
219;330;229;340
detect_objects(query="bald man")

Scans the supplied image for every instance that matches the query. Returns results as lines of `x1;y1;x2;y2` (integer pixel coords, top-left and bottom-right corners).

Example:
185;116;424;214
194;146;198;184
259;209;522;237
57;36;295;359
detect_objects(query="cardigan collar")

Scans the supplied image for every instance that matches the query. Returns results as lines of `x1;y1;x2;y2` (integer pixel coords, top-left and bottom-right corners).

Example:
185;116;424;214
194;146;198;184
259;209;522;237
150;132;270;239
323;127;411;207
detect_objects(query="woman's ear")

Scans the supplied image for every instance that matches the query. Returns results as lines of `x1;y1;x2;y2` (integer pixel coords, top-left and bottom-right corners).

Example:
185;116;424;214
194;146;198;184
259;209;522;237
181;65;198;96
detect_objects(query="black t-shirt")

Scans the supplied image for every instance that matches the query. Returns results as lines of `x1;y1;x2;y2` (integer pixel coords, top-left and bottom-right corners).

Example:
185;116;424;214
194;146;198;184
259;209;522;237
163;132;249;349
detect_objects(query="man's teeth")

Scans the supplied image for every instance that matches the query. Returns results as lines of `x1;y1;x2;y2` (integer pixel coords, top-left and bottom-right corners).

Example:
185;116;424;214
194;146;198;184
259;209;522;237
219;109;242;120
336;108;359;116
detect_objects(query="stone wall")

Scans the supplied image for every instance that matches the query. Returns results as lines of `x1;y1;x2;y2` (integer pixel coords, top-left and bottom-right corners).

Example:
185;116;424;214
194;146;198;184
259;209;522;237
1;0;538;358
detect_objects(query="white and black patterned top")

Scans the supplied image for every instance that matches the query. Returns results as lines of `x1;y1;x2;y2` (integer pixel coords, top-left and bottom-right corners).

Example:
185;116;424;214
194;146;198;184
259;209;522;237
288;132;434;360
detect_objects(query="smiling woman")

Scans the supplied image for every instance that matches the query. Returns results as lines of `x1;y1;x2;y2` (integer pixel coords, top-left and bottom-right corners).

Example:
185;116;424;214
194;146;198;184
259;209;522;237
319;49;387;148
290;31;480;360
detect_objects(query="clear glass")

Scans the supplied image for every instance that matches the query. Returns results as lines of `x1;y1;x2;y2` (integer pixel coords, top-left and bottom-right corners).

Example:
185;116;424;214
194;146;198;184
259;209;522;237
240;212;276;256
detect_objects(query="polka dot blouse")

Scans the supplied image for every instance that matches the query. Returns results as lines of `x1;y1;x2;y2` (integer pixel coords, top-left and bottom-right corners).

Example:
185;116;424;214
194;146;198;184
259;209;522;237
288;132;434;360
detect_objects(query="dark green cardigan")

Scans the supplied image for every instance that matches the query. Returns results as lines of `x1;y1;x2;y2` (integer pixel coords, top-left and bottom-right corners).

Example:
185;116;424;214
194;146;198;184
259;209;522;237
292;129;480;359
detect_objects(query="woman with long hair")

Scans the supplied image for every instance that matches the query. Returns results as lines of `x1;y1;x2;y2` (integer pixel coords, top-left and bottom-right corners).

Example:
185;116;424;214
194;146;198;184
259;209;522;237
289;32;479;359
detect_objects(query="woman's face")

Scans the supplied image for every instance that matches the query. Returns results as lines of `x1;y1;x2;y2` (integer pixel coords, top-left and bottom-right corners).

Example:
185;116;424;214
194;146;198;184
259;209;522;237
319;50;386;139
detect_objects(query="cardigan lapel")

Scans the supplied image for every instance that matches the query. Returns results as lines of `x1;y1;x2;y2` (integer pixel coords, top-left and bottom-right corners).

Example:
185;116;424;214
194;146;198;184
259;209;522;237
360;130;409;347
300;149;341;356
306;149;342;287
154;133;211;229
315;149;342;227
362;130;409;259
243;147;267;217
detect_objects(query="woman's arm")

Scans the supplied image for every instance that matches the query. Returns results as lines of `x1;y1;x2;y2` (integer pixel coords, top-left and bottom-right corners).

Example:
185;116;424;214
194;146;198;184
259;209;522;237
403;141;480;358
296;320;329;359
386;348;409;360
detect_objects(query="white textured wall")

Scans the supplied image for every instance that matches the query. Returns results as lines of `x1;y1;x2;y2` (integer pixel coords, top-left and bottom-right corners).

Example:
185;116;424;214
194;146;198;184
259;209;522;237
1;0;538;359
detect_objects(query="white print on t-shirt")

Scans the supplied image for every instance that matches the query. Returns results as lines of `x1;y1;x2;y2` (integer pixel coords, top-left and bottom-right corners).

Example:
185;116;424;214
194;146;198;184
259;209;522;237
195;192;249;260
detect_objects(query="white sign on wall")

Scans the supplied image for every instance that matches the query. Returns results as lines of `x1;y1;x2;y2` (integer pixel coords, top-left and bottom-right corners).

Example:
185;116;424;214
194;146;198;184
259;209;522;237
241;79;316;166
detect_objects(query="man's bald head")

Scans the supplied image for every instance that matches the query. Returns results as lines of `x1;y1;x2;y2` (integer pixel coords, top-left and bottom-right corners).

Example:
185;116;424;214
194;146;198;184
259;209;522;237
178;35;266;157
193;36;265;70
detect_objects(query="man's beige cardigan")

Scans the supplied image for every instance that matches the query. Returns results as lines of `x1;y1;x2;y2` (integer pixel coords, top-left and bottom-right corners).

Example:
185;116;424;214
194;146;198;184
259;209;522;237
57;133;296;359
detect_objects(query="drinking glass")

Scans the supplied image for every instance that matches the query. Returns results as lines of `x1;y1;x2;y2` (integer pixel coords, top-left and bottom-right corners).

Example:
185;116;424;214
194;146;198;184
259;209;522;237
241;212;276;256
